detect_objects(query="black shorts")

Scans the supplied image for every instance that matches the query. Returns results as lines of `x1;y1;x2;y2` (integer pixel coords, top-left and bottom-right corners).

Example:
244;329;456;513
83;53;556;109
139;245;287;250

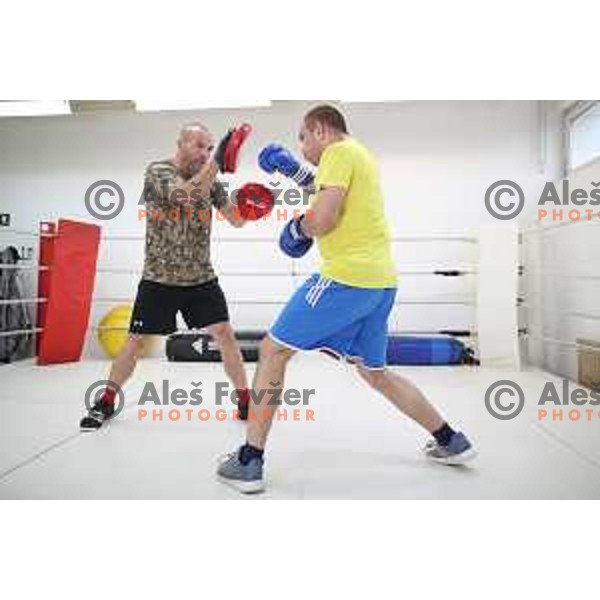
129;278;230;335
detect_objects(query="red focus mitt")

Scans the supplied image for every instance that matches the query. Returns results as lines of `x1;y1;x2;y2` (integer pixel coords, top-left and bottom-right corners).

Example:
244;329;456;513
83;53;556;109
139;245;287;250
236;182;275;221
214;123;253;174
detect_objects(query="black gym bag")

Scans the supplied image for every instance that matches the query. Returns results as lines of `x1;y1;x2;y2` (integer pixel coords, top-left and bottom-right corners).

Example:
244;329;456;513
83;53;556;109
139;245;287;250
166;330;265;362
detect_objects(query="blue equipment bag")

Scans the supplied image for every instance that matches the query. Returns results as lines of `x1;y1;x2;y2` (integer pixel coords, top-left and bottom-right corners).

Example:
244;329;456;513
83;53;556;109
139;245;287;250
386;335;469;366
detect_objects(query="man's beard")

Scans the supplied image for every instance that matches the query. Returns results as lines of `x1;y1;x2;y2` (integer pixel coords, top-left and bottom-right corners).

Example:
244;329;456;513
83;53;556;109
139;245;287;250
180;159;204;180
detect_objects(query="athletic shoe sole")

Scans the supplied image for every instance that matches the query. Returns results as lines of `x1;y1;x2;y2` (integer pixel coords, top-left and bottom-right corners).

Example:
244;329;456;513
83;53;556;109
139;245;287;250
426;447;478;465
217;475;266;494
80;414;113;431
80;425;102;432
80;419;103;431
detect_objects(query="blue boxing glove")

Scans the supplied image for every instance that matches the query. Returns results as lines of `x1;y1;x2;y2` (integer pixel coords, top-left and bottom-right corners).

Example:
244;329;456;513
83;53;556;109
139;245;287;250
279;215;313;258
258;144;315;189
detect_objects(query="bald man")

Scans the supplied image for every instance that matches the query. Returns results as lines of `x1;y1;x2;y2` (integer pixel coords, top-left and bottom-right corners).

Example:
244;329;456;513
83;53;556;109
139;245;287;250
80;123;252;430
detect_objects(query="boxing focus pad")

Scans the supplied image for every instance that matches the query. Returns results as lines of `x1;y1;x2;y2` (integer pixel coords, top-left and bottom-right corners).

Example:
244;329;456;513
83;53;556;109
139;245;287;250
236;182;275;221
279;215;313;258
214;123;253;173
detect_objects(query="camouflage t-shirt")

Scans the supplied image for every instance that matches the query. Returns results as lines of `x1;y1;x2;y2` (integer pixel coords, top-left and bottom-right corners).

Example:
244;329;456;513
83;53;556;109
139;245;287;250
141;160;228;285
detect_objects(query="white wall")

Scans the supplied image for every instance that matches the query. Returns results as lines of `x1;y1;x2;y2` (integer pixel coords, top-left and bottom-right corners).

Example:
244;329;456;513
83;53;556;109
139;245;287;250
0;101;563;359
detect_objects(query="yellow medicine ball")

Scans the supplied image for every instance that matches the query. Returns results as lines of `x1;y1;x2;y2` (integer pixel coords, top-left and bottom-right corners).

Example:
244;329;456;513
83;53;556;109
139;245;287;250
97;304;151;359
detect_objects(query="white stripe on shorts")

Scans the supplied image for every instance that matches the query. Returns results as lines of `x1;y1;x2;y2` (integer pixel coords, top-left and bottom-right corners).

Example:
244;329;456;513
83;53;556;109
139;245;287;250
305;277;322;306
304;276;317;306
305;276;332;308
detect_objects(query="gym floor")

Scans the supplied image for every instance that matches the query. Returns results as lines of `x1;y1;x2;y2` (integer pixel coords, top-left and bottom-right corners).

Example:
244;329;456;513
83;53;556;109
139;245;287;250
1;355;599;499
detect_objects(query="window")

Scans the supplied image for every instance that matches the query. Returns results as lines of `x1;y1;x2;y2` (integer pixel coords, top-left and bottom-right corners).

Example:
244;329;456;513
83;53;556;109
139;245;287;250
567;101;600;170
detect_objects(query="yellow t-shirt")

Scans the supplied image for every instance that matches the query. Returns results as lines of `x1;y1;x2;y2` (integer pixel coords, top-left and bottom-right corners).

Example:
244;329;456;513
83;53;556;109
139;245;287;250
312;137;397;289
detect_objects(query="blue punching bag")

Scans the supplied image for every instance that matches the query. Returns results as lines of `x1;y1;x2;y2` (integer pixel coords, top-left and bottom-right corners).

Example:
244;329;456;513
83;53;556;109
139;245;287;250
386;335;467;366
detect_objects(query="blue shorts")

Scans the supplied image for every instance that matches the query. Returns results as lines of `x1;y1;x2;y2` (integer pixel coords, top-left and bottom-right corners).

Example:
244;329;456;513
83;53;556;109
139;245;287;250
270;274;397;369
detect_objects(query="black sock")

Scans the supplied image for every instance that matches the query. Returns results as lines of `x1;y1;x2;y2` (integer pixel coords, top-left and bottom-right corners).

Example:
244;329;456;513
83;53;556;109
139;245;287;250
238;443;264;465
432;423;456;446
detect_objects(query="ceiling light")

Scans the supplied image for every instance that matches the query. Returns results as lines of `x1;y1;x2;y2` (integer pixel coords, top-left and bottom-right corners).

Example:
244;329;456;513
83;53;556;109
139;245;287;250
135;100;271;112
0;101;71;117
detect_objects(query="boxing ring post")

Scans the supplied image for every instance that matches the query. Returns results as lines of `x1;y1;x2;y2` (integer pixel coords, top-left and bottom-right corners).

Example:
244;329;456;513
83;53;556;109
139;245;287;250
476;225;521;369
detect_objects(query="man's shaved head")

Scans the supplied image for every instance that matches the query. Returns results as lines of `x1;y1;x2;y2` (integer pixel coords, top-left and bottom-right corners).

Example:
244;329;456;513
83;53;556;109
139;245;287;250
175;122;214;177
180;121;210;137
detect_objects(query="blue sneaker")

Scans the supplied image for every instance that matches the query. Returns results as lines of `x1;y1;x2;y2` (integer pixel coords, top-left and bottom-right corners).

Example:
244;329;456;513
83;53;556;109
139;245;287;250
217;448;265;494
424;432;477;465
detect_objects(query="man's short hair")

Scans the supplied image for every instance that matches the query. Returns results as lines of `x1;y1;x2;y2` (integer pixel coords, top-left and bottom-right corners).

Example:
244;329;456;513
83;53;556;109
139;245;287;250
180;122;210;136
304;104;348;134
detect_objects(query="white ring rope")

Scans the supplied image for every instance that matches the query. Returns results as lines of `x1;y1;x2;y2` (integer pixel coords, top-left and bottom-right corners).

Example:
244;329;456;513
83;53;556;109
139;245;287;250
1;229;478;243
520;218;599;237
524;334;600;355
93;266;478;277
91;297;475;306
101;234;479;244
518;304;600;321
521;269;600;281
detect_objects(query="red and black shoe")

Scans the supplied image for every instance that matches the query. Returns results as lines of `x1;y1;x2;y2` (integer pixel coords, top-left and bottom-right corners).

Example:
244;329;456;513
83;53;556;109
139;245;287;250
80;395;116;431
